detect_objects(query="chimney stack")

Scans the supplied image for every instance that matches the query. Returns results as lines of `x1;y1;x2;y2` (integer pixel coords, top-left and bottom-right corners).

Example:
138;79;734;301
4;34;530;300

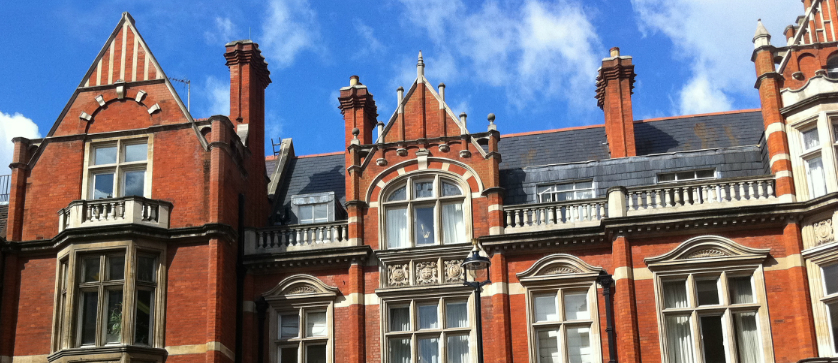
339;75;378;146
596;47;637;158
225;40;271;154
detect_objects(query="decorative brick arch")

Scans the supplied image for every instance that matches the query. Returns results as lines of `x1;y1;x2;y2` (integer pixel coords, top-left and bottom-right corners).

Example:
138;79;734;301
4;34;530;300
77;87;161;124
365;157;485;204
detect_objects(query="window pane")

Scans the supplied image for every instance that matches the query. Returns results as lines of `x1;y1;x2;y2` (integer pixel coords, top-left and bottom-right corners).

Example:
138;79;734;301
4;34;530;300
414;206;435;245
829;302;838;352
123;170;145;197
389;338;411;363
575;181;593;189
442;203;465;244
446;302;468;328
555;183;572;191
124;143;148;162
665;315;695;363
414;181;434;198
733;312;761;363
108;255;124;280
696;279;720;306
105;290;123;343
94;146;117;165
82;257;100;282
306;344;327;363
536;329;559;363
663;280;689;309
564;292;589;320
699;316;726;363
390;307;410;331
280;314;299;338
313;204;328;222
388;186;407;201
80;291;99;345
300;205;313;223
803;128;820;150
447;334;469;363
418;337;439;363
387;207;409;248
135;290;153;345
575;190;593;199
442;182;462;196
93;173;115;199
696;170;715;179
555;191;572;201
280;347;298;363
824;263;838;296
658;173;676;182
567;327;593;363
676;172;694;180
807;156;827;198
534;294;558;322
306;311;327;337
418;303;438;329
729;276;754;304
137;256;156;283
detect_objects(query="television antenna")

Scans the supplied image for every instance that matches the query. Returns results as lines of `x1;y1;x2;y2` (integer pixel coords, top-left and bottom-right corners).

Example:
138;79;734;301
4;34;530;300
169;77;191;111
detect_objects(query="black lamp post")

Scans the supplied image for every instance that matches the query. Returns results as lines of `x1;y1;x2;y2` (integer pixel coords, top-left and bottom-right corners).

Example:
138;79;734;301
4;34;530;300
461;241;491;363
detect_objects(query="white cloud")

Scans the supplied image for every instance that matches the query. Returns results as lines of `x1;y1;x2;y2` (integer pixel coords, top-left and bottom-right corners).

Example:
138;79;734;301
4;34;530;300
203;76;230;117
352;20;385;59
631;0;800;115
260;0;321;68
204;17;237;45
395;0;602;111
0;111;40;176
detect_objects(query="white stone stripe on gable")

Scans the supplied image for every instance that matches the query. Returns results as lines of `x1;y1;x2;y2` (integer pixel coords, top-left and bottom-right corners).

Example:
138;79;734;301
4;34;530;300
120;22;127;81
107;39;115;84
132;29;139;82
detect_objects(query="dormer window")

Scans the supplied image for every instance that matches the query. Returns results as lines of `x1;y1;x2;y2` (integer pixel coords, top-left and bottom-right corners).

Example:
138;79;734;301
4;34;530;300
537;181;594;203
657;169;715;183
291;192;336;225
84;137;151;200
382;174;469;249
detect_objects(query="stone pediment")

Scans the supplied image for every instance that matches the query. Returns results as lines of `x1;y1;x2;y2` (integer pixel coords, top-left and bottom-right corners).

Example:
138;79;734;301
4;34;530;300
516;253;603;283
644;235;770;271
263;274;339;301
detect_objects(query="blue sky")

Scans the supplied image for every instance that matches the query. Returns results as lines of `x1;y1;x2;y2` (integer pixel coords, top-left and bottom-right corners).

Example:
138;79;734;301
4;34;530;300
0;0;802;174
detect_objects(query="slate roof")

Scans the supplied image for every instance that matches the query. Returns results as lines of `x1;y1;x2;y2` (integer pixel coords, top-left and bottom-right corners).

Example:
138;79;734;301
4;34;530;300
273;153;346;224
267;110;770;221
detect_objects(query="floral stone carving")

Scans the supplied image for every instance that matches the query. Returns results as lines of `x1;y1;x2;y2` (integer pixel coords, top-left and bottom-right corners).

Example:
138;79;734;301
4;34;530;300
388;264;410;287
287;285;317;294
416;261;439;285
815;218;834;245
684;248;729;259
541;265;581;275
444;260;464;283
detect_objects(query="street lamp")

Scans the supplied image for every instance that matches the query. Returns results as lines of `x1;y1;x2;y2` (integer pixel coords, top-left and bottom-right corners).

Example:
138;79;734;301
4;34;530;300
462;240;491;363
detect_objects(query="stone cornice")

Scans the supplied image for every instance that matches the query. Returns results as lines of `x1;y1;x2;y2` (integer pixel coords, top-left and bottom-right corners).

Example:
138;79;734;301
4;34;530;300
780;91;838;116
754;72;784;89
48;345;167;362
243;245;372;271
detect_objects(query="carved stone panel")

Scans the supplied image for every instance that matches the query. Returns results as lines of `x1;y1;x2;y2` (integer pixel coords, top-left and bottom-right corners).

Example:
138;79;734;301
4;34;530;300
540;265;581;276
388;264;410;287
684;248;730;259
286;284;317;294
815;218;834;246
444;260;464;283
416;261;439;285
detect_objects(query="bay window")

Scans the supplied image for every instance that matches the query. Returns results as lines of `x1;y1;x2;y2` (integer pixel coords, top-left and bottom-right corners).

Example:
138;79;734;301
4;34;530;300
802;127;828;198
384;298;472;363
85;137;151;200
382;175;468;249
802;240;838;357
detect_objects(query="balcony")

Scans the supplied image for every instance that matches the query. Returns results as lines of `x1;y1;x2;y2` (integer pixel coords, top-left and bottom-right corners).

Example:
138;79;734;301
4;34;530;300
58;196;172;232
245;221;351;255
502;176;780;234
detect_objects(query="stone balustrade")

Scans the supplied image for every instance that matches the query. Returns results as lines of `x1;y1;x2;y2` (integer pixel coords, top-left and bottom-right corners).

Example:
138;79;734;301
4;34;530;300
58;196;171;232
621;176;778;216
503;198;607;233
245;221;352;255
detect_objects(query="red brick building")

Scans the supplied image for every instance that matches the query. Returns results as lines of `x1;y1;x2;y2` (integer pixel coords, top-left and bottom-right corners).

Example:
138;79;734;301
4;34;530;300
3;2;838;363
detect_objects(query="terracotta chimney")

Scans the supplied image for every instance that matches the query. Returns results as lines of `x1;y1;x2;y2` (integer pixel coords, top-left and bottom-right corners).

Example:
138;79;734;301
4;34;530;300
596;47;637;158
338;75;378;146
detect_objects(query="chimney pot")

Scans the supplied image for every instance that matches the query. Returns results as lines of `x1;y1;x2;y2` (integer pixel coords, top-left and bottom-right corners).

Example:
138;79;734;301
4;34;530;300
610;47;620;57
350;75;360;86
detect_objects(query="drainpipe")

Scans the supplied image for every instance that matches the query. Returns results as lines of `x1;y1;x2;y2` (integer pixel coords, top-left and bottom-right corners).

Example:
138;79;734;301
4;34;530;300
256;296;269;363
597;270;617;363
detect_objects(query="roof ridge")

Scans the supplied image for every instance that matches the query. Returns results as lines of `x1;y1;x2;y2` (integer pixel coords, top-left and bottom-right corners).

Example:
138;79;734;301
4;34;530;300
636;108;761;124
296;151;344;159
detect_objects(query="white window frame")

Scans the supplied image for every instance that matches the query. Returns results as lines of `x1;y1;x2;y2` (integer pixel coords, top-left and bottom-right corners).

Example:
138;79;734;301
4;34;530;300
264;275;338;363
81;135;153;200
380;290;475;363
51;240;167;352
656;170;716;184
802;236;838;357
787;113;838;201
536;181;596;203
380;173;471;249
291;192;336;225
645;235;774;363
517;254;604;363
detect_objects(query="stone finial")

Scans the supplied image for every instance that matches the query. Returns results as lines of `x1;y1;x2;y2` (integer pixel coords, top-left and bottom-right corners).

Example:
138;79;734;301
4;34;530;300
753;19;772;48
439;83;446;102
459;112;467;134
417;50;425;78
351;127;360;145
397;87;405;114
487;113;496;131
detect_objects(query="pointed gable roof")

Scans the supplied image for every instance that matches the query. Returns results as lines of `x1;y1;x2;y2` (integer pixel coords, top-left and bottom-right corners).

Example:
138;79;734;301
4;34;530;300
45;12;206;149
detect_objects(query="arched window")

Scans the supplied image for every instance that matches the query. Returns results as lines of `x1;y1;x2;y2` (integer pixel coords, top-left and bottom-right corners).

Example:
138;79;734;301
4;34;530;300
382;174;468;248
827;55;838;78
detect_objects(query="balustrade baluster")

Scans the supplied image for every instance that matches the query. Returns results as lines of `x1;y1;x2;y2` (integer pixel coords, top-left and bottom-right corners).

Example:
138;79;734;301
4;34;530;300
547;207;555;225
757;180;767;199
663;188;671;207
747;182;756;200
767;180;775;198
719;184;728;202
644;191;651;210
506;212;512;228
